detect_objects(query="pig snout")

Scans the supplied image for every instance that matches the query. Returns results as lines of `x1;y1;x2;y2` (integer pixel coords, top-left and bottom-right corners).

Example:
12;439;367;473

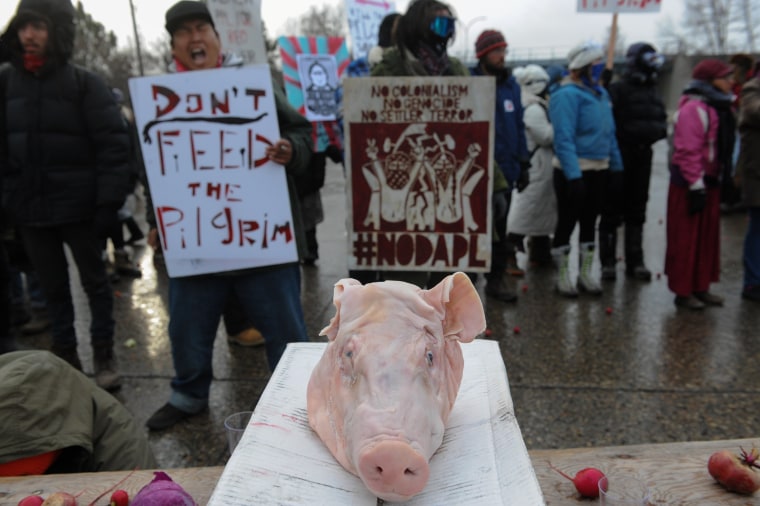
357;440;430;501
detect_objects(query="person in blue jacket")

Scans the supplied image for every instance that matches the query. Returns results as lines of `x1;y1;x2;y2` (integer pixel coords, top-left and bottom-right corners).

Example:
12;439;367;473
470;29;530;302
549;41;624;297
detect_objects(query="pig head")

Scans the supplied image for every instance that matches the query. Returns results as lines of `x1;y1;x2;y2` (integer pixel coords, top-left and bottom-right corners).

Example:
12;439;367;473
306;272;486;502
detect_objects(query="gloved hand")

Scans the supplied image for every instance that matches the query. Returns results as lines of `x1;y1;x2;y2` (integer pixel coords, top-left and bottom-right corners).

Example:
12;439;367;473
516;160;531;193
688;188;707;215
93;206;120;240
567;177;586;208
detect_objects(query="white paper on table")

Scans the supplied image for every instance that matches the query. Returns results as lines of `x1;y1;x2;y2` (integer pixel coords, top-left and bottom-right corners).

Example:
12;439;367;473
207;340;545;505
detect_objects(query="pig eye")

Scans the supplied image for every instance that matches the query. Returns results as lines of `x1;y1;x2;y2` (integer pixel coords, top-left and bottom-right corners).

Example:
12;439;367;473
426;350;434;366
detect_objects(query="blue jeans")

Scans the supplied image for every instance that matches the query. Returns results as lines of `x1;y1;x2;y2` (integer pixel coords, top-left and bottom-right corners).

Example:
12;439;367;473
744;207;760;288
167;264;308;413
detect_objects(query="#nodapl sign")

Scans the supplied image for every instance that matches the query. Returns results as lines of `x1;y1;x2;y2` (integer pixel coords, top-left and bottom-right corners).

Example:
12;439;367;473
344;77;495;272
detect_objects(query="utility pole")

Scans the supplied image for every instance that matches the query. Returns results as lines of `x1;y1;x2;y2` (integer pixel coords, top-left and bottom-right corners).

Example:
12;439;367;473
128;0;145;76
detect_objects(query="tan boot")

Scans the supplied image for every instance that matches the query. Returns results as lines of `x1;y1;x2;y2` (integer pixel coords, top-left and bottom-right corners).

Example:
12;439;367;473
94;346;121;392
228;327;265;347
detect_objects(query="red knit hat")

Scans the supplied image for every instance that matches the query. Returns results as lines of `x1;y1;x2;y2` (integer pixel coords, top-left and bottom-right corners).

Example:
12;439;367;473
475;30;507;59
692;59;733;81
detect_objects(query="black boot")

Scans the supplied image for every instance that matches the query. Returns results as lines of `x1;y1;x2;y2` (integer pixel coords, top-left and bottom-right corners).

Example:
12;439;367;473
625;224;651;281
528;236;553;268
485;274;518;302
599;229;617;281
123;216;144;245
51;342;83;371
93;344;121;392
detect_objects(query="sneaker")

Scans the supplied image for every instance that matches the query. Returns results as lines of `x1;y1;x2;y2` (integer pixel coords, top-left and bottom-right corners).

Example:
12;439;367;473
20;309;51;335
94;348;121;392
694;291;724;306
51;343;83;371
742;286;760;301
146;403;200;431
228;327;265;347
674;295;705;310
485;278;518;303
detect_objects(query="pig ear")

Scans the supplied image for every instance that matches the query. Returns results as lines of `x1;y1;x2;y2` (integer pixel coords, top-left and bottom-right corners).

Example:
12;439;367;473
319;278;363;341
424;272;486;343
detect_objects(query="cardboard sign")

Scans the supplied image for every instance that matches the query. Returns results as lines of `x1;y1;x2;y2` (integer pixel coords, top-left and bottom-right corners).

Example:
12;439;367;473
207;0;267;64
577;0;662;12
128;65;298;277
343;77;494;272
279;36;349;150
345;0;397;61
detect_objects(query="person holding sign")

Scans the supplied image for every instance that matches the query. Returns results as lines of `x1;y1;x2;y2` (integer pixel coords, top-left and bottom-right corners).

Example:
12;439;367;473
370;0;470;289
549;41;623;297
144;0;312;431
0;0;132;391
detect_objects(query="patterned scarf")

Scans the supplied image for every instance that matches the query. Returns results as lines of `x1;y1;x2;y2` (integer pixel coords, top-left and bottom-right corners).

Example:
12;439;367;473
414;41;451;76
23;54;47;73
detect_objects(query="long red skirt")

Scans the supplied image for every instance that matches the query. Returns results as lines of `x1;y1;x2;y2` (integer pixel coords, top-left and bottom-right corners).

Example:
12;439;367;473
664;184;721;296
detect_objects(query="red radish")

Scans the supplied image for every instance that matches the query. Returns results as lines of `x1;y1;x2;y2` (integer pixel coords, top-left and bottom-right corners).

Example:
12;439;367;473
605;307;613;315
41;493;77;506
513;326;520;334
17;496;44;506
484;328;492;337
707;446;760;494
549;462;606;498
109;490;129;506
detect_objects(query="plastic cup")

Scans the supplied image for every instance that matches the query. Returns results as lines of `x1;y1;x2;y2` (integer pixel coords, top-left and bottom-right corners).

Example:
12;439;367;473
599;475;652;505
224;411;253;453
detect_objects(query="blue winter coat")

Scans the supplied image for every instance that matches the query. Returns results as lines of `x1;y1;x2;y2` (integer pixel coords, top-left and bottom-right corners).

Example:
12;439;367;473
470;65;529;185
549;80;623;180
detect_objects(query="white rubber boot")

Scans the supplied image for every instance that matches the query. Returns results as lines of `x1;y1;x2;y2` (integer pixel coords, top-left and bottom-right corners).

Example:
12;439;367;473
551;245;577;297
577;242;602;295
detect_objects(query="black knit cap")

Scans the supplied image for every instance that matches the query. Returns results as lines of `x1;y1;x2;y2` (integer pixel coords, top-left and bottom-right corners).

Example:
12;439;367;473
165;0;215;35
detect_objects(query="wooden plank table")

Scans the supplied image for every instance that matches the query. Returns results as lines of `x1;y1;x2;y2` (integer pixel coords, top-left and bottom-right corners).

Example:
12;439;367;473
1;438;758;505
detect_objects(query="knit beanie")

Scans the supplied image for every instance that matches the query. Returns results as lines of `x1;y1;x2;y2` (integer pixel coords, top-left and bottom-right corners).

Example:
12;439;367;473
475;30;507;59
165;0;215;35
692;59;733;81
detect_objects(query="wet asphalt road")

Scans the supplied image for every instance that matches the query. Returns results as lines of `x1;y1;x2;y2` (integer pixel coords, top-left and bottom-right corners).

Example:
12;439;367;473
16;140;759;469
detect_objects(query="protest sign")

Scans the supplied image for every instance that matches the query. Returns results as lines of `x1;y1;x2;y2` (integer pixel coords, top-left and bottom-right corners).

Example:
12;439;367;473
207;0;267;64
345;0;396;61
128;65;298;277
279;36;349;150
577;0;661;13
343;76;494;272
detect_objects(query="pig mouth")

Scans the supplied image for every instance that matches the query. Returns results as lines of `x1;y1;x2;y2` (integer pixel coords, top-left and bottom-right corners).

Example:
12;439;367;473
355;439;430;501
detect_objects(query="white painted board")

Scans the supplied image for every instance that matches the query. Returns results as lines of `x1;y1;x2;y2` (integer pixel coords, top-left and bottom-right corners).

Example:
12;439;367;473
208;340;544;505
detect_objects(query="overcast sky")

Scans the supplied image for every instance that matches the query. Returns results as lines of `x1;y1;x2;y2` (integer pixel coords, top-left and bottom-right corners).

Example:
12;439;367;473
1;0;685;61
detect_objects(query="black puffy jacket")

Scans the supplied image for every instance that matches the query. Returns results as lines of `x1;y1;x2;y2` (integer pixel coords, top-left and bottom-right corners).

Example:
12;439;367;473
0;0;130;226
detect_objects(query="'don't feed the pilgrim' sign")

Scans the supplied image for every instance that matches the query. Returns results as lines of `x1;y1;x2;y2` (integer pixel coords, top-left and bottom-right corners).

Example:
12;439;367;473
344;77;495;273
128;65;298;278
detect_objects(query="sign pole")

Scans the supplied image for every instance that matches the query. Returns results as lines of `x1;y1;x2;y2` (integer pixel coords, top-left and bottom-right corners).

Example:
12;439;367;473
606;12;618;69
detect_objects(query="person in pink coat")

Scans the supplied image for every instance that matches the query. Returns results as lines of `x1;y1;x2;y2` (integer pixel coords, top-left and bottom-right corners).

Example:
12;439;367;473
666;59;735;309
